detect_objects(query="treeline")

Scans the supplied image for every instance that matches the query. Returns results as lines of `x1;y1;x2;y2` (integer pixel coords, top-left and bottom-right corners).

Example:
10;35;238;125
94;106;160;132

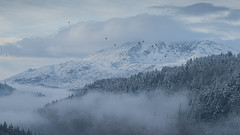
79;52;240;122
0;122;42;135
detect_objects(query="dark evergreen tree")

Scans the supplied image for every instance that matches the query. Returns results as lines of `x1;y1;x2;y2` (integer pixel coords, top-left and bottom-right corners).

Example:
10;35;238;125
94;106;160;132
0;122;42;135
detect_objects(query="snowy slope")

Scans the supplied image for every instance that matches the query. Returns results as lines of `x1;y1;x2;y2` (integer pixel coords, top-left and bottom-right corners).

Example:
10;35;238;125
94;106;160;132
5;40;237;89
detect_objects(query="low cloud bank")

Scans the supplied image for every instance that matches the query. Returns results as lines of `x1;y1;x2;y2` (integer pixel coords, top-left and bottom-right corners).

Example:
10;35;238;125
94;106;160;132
2;88;240;135
0;84;71;130
40;91;191;135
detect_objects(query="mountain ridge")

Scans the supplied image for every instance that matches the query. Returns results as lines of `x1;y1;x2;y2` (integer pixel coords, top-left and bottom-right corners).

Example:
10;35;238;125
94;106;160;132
5;40;237;89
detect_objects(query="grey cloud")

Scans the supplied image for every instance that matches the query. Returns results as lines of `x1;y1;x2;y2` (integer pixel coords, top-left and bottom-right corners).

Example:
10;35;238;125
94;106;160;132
150;3;240;22
0;38;51;57
150;5;177;10
150;3;229;16
179;3;229;16
150;3;240;41
1;3;239;58
0;14;206;58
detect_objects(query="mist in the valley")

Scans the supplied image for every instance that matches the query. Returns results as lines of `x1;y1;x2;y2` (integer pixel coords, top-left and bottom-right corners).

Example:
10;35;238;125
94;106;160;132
34;90;240;135
1;86;240;135
0;83;72;130
38;90;194;135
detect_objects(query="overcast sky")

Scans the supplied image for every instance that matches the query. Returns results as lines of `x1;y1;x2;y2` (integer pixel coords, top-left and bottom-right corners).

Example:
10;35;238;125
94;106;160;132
0;0;240;79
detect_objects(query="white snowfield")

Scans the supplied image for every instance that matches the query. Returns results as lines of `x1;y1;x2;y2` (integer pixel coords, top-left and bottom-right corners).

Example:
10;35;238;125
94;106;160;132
5;40;237;89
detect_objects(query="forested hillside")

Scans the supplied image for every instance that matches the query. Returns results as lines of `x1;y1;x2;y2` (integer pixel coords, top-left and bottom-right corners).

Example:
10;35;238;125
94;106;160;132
80;52;240;122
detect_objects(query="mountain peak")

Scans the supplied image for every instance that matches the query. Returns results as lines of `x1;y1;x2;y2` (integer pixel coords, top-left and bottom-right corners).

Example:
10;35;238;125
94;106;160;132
5;40;237;89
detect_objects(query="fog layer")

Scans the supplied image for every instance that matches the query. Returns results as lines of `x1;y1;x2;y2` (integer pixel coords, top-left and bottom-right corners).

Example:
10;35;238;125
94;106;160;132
40;91;189;135
0;83;72;128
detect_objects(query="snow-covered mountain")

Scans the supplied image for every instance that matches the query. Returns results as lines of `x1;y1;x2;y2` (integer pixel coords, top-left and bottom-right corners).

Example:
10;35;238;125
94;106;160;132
5;40;237;89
